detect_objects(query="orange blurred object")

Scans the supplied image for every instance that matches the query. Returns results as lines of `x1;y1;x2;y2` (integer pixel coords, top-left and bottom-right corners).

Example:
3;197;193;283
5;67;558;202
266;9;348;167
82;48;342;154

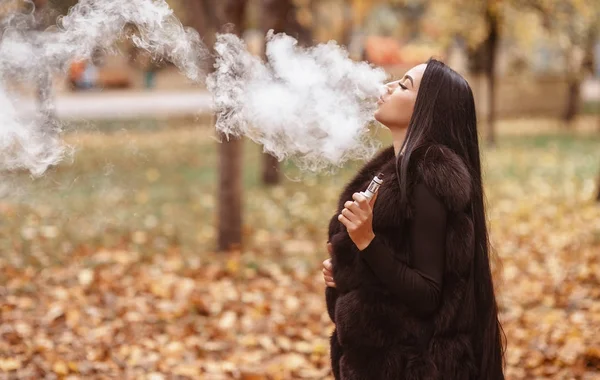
68;60;86;83
364;36;404;66
67;59;131;90
97;69;131;89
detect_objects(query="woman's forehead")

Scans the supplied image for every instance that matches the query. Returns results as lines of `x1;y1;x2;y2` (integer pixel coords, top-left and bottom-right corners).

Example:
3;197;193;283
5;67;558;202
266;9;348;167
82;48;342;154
405;64;427;84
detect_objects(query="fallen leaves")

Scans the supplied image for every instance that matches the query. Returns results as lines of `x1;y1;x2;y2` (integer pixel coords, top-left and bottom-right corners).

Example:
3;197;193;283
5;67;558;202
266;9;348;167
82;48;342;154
2;239;596;378
0;248;334;379
1;126;599;378
0;358;21;372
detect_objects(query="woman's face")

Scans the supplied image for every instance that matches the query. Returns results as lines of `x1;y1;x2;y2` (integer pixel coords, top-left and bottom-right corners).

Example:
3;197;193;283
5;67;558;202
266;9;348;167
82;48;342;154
374;64;427;129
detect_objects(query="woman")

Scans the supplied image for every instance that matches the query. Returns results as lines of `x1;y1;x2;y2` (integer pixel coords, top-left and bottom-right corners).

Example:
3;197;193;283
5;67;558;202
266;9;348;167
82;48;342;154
322;59;505;379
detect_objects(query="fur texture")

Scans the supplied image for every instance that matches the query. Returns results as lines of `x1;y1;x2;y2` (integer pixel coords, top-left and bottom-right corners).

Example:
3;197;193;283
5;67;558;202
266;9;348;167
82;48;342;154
326;144;478;379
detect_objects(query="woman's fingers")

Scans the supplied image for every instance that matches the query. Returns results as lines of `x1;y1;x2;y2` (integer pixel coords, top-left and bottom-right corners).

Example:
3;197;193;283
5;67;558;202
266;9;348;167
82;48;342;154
338;213;357;230
322;264;335;287
352;192;371;211
344;200;363;215
322;260;333;277
369;191;379;207
341;208;361;224
323;273;336;287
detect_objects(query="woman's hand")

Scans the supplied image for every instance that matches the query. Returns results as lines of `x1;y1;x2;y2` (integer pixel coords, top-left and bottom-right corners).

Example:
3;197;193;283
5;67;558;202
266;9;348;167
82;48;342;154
338;192;377;251
323;243;336;288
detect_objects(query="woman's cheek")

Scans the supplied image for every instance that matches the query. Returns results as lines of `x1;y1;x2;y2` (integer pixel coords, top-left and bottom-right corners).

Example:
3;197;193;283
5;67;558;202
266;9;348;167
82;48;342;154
394;96;416;122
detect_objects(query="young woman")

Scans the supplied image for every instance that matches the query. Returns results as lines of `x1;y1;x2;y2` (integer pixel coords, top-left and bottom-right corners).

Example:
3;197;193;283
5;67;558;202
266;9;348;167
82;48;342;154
322;59;505;379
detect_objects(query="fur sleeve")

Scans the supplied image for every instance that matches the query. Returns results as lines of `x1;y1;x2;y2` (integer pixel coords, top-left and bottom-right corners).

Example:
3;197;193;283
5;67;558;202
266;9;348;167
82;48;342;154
325;286;338;322
412;145;473;212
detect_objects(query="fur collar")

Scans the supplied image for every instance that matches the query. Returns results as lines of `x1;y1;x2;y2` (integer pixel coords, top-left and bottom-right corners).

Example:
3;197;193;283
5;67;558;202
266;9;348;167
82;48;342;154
335;144;472;224
411;144;473;212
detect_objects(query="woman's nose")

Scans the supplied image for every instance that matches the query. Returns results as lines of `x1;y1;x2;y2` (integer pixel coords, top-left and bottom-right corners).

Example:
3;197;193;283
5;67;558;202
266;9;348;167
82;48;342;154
385;83;395;94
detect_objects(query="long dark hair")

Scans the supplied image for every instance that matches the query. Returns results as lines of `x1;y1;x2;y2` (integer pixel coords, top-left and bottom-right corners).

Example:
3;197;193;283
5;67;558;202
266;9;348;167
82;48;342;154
397;58;506;378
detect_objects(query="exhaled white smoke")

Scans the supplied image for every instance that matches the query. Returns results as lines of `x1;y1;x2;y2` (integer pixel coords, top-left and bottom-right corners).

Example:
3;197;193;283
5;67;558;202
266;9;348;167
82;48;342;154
0;0;207;176
0;85;65;176
207;31;388;172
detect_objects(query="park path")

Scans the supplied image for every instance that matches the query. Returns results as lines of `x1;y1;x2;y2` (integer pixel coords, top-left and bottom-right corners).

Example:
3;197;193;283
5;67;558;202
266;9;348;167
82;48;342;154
13;78;599;120
16;90;213;119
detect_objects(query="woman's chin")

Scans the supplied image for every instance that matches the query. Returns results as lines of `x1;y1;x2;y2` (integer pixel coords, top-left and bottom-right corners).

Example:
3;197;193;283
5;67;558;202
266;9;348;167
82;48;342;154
374;109;384;124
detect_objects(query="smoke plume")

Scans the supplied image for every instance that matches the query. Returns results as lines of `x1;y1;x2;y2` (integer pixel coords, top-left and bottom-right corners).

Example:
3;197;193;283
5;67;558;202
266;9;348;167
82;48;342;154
207;30;388;172
0;0;207;176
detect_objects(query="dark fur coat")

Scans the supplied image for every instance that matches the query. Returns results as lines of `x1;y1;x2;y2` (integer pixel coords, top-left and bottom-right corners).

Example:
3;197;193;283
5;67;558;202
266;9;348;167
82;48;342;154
326;144;478;380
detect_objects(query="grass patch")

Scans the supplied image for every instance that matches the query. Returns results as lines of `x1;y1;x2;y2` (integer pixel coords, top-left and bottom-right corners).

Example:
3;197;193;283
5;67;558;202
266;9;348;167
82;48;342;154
582;100;599;115
1;118;599;267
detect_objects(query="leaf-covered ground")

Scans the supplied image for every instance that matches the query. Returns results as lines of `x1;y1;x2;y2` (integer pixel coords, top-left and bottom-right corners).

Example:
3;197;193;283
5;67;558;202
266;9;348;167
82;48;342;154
1;118;600;379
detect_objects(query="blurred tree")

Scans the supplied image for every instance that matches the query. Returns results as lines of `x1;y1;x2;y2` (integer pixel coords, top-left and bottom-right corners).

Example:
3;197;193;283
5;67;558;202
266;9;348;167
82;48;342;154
422;0;502;146
32;0;55;121
476;0;500;147
348;0;383;31
259;0;313;186
0;0;23;20
597;169;600;202
347;0;503;146
517;0;599;199
184;0;219;52
185;0;247;251
520;0;600;126
48;0;78;15
1;1;64;120
217;0;247;251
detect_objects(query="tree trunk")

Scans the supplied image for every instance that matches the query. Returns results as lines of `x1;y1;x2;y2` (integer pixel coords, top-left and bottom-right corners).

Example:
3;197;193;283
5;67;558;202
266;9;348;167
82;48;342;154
563;75;581;126
484;1;499;147
562;43;581;127
597;169;600;202
259;0;289;185
185;0;219;69
564;25;597;127
216;0;248;251
33;2;57;131
341;0;353;47
262;153;280;185
259;0;312;185
36;68;55;124
218;132;244;251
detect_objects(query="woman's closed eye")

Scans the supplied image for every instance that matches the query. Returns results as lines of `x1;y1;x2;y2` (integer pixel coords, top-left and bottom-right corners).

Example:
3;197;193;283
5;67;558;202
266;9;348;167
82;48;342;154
399;83;408;90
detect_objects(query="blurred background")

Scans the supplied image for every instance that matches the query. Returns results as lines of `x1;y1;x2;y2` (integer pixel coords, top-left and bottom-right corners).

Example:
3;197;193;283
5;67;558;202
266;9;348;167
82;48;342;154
0;0;599;379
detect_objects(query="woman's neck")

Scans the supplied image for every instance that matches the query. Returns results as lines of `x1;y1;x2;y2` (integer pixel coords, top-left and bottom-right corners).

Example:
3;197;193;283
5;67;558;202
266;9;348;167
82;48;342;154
391;128;407;156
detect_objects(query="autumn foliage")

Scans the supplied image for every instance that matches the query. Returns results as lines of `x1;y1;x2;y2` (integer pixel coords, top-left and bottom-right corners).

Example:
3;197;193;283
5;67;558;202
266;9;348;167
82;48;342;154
1;122;599;379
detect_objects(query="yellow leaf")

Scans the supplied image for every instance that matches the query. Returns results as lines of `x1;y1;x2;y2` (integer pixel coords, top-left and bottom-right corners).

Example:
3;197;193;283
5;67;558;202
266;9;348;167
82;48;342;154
0;358;21;371
313;342;328;355
53;360;68;375
145;168;160;182
226;258;240;275
78;268;94;287
67;361;79;372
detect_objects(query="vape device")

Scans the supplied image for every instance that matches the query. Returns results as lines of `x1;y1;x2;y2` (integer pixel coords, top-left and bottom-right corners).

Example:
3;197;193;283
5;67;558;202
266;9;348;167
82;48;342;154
360;173;384;200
